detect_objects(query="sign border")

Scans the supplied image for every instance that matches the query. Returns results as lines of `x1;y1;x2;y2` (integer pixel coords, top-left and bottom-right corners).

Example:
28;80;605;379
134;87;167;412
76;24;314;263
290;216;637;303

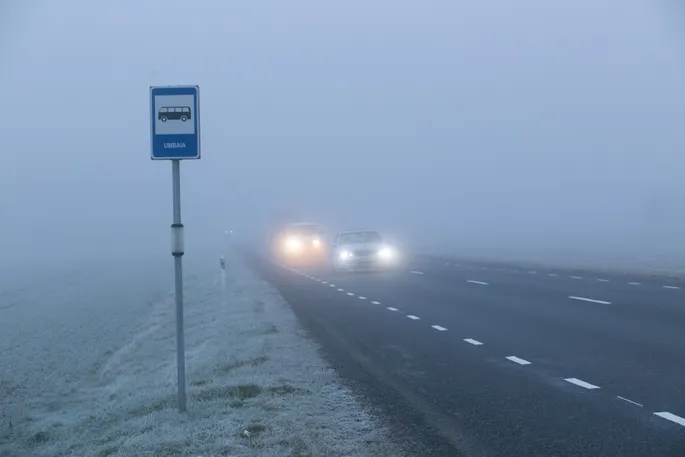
150;85;201;160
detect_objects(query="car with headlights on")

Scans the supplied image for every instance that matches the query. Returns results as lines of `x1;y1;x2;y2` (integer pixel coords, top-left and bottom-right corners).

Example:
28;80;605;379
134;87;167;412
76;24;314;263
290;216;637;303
276;222;326;263
331;230;399;271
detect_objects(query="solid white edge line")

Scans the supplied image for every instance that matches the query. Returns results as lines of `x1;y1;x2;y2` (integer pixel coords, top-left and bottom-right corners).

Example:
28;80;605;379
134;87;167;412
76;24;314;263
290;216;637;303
564;378;600;390
371;301;381;305
387;307;398;312
431;325;448;331
654;412;685;427
569;296;612;305
617;396;643;407
407;315;420;320
467;280;489;285
506;356;531;366
662;285;680;289
463;338;483;345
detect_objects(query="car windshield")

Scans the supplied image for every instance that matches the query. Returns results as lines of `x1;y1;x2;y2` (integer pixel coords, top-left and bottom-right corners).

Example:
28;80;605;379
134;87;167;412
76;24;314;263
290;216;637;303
338;231;382;244
286;224;319;237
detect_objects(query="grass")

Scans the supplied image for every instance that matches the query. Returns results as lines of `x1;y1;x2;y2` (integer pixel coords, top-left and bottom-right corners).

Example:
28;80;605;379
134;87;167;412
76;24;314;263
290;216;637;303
0;255;401;457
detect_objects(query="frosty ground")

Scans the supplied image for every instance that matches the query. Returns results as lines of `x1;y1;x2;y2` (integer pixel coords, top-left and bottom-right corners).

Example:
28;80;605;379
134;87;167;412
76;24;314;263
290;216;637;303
0;253;401;456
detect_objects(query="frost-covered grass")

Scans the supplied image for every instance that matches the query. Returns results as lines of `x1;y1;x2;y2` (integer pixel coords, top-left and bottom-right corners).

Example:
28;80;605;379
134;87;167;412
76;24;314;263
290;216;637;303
1;255;401;457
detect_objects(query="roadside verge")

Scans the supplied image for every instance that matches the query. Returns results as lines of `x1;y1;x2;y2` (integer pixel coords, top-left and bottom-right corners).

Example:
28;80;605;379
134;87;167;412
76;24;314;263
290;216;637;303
2;254;401;457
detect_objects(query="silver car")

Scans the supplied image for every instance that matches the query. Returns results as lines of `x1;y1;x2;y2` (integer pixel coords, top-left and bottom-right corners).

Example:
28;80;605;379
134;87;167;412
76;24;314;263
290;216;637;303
331;230;399;271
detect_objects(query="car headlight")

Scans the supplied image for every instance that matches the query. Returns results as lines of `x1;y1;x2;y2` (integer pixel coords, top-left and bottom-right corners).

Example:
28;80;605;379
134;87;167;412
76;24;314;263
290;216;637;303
312;238;321;247
285;237;303;251
378;247;395;260
339;250;352;260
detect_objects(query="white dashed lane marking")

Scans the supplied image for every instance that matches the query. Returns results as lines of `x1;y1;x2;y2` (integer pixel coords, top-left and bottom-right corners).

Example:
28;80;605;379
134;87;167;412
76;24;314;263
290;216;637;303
628;282;641;286
662;285;680;290
467;280;489;285
571;276;583;280
597;279;609;282
564;378;600;390
387;307;399;312
548;273;558;277
337;288;344;292
410;270;424;275
407;315;420;320
464;338;483;346
358;296;367;300
431;325;448;331
569;296;612;305
528;271;537;274
617;396;643;407
346;292;355;296
329;284;336;288
506;356;531;366
371;301;381;305
654;412;685;427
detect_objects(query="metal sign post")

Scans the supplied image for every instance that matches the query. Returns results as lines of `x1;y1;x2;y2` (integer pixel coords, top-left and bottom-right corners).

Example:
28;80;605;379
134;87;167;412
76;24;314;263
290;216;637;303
150;85;201;412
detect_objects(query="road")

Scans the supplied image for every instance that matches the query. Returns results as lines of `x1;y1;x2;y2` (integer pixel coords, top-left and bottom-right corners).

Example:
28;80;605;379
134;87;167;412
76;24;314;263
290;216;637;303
250;252;685;456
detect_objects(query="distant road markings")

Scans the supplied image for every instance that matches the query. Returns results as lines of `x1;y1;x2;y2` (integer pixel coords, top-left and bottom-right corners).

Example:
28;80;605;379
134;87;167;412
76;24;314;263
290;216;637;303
387;307;399;312
329;284;336;288
597;279;610;282
628;282;641;286
617;396;643;407
569;296;612;305
654;412;685;427
410;270;424;275
662;285;680;290
358;296;367;300
322;281;327;284
571;276;583;280
467;280;489;285
528;271;537;274
564;378;600;390
371;301;381;305
407;315;420;320
337;288;344;292
431;325;448;331
506;356;531;366
464;338;483;345
346;292;355;296
548;273;558;277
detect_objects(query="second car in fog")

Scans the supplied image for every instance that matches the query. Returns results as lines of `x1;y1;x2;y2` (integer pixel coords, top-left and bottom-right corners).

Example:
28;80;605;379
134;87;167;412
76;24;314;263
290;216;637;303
331;230;399;271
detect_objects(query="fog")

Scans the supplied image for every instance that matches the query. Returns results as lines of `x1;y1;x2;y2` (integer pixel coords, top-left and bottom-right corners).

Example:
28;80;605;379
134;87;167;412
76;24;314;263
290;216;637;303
2;0;685;269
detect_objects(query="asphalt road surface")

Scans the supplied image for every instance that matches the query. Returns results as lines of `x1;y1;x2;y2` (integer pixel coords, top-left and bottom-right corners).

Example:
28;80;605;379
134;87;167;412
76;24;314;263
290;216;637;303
250;252;685;456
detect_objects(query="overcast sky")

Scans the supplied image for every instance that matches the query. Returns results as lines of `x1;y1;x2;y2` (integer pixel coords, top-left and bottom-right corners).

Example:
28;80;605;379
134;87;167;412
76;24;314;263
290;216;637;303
2;0;685;266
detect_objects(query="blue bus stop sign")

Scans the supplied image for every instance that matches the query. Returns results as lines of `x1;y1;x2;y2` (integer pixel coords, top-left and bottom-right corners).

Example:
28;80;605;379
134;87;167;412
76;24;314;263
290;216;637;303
150;86;201;160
